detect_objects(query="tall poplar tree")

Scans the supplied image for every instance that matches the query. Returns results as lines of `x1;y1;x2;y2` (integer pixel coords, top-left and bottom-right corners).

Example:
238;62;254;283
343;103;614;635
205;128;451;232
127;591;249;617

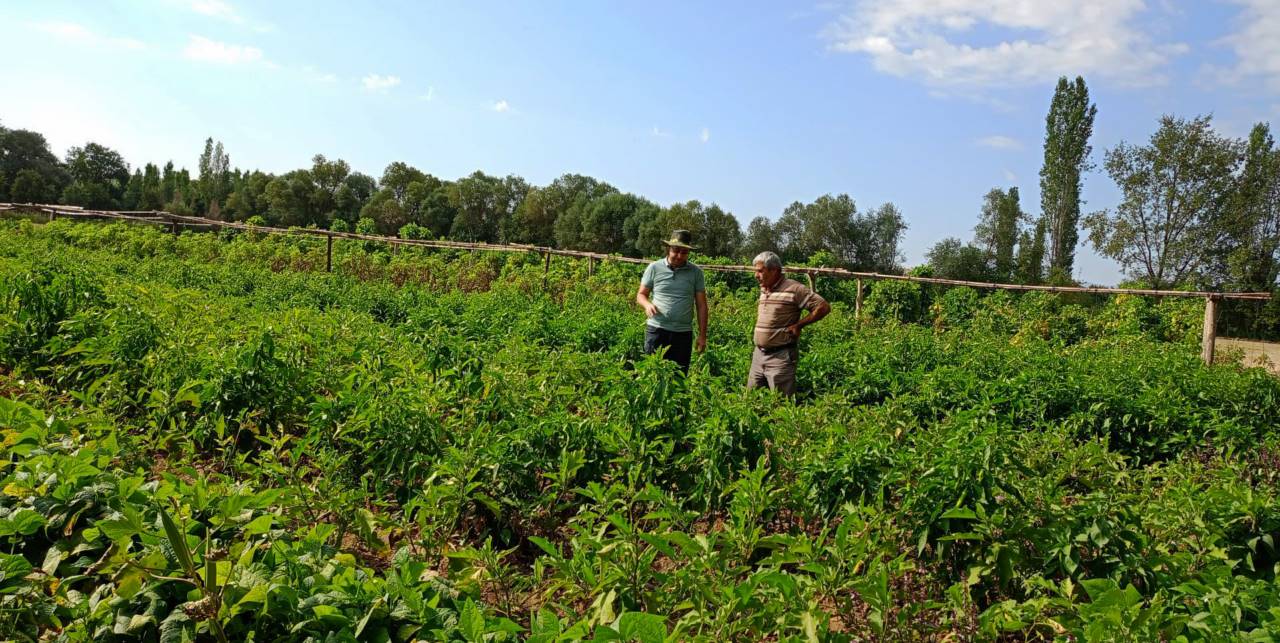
1040;76;1097;279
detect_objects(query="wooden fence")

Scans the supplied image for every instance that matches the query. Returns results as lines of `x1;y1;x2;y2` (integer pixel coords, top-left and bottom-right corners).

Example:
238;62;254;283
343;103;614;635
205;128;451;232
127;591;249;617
2;202;1273;365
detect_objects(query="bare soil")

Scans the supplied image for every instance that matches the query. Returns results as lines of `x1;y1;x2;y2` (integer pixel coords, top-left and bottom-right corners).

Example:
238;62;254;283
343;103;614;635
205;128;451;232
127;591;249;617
1218;338;1280;374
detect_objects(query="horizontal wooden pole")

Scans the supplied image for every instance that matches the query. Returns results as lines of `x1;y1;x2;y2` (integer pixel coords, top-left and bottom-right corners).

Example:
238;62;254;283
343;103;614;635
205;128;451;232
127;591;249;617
2;203;1272;302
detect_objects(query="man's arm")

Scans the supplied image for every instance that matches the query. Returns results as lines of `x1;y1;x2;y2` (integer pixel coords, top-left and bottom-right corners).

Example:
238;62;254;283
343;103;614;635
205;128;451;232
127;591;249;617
694;290;708;352
636;284;659;318
786;299;831;339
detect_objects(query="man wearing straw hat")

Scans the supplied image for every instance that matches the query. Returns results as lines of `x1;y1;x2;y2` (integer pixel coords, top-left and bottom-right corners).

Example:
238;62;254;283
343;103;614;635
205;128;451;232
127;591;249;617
748;251;830;396
636;229;707;373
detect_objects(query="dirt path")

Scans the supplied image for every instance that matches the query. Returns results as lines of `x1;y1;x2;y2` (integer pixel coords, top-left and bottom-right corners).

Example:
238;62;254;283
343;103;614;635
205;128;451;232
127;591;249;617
1219;338;1280;374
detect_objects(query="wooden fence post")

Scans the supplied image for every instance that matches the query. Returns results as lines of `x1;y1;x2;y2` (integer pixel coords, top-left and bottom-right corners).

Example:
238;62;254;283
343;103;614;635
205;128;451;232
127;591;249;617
171;220;179;235
48;209;56;223
1201;295;1219;366
542;252;551;289
326;235;333;272
855;278;864;321
588;256;595;277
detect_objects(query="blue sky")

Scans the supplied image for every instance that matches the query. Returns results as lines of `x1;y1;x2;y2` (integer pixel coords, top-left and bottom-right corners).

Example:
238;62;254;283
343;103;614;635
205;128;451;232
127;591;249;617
3;0;1279;284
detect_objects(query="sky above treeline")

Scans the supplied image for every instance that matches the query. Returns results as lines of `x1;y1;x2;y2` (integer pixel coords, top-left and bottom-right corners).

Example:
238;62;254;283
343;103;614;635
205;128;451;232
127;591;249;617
2;1;1278;284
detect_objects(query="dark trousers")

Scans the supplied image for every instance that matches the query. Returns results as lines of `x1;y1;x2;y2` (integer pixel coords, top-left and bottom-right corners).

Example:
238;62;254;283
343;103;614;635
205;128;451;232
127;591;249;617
644;326;693;373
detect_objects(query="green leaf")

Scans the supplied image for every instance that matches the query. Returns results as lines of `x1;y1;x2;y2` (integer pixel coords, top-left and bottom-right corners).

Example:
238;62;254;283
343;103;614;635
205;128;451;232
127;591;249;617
0;553;33;589
232;584;268;615
0;509;46;536
97;515;142;542
159;610;194;643
115;613;156;634
802;610;819;643
158;505;196;576
939;507;978;520
459;599;485;642
355;597;385;638
531;607;561;635
617;611;666;643
937;532;982;541
527;536;560;558
242;514;273;536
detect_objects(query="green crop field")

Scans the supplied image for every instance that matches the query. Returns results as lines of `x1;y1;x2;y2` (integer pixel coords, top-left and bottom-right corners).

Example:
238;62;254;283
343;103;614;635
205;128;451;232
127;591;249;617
3;219;1280;641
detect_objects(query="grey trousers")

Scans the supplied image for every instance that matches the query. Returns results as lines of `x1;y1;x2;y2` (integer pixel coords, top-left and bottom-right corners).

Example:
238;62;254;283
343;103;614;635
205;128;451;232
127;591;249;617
747;344;798;396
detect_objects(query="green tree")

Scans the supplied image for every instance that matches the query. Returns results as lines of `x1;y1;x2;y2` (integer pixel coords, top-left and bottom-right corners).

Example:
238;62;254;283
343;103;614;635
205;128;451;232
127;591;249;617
702;203;744;258
860;202;908;272
360;162;433;234
574;192;660;254
161;162;195;213
225;170;271;220
634;200;743;258
8;169;49;204
1015;218;1048;284
122;169;144;209
137;163;164;210
740;216;780;260
264;170;320;227
196;137;232;215
448;172;527;242
523;174;616;247
771;195;905;270
62;142;130;208
926;238;994;281
974;187;1026;281
0;125;66;203
1219;123;1280;292
1040;76;1097;277
309;154;351;223
1085;115;1242;289
335;172;377;224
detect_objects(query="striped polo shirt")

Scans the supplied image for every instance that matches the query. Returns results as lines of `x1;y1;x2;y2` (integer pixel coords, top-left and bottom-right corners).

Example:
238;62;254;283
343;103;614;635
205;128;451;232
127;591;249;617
754;278;826;348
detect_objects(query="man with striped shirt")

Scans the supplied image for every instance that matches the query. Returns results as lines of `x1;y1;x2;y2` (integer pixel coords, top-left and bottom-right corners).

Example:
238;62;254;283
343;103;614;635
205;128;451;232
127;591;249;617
748;251;830;396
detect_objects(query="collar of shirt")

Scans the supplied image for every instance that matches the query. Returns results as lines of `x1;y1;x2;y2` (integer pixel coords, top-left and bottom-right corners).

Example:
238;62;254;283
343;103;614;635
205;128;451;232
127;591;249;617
663;258;691;271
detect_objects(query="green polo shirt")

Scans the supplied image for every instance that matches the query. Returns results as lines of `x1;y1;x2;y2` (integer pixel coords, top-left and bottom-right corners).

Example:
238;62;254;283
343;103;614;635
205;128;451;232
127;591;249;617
641;258;705;332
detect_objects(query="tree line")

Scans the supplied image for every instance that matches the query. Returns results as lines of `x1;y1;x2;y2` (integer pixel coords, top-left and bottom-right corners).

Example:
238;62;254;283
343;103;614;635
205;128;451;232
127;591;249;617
926;76;1280;306
1;75;1277;300
0;127;906;272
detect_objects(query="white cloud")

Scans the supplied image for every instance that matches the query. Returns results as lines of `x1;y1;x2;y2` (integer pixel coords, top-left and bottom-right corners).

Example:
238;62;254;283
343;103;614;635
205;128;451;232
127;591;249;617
183;35;263;64
190;0;242;23
185;0;273;31
977;135;1022;150
492;99;511;112
651;126;671;137
1215;0;1280;91
1003;168;1018;182
825;0;1187;89
32;21;146;51
700;127;710;143
419;87;436;102
362;74;402;91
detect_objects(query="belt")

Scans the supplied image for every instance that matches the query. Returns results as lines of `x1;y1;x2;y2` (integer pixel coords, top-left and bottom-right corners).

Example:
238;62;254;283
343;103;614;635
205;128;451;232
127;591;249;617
757;342;796;354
